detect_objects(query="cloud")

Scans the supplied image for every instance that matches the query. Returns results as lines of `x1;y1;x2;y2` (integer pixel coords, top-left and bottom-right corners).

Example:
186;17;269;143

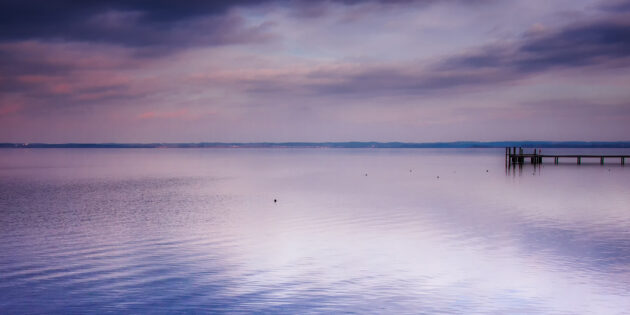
218;17;630;96
519;99;630;120
0;41;142;100
304;66;511;95
442;18;630;72
0;1;492;50
0;41;154;119
0;1;275;54
598;0;630;12
138;109;191;120
8;8;627;110
0;42;74;78
287;0;490;19
0;103;22;116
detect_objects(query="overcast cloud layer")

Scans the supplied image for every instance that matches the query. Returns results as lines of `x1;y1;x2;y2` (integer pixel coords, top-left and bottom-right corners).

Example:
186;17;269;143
1;0;629;142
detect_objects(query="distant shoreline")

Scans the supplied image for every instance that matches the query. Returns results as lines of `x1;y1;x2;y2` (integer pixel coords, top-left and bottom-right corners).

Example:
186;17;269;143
2;141;630;149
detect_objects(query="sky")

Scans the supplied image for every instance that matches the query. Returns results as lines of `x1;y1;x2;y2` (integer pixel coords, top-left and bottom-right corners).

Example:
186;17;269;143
1;0;629;143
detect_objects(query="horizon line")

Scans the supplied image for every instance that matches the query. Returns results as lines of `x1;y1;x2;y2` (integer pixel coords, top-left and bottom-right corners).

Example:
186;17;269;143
2;141;630;149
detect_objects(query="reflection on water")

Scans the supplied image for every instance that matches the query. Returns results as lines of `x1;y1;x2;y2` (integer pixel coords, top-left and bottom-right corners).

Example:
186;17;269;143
1;148;629;314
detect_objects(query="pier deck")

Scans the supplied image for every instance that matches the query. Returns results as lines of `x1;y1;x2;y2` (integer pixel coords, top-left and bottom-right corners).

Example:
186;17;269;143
505;148;628;165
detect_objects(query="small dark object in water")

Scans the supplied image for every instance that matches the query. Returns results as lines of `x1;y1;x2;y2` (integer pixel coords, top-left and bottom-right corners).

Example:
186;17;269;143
365;173;368;176
274;199;277;203
437;176;439;179
486;170;488;172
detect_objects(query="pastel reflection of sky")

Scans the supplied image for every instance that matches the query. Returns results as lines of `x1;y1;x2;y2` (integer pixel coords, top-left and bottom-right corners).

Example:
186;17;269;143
1;148;629;313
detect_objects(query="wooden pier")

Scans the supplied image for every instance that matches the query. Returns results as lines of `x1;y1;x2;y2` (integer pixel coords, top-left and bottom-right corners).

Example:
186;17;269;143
505;147;628;165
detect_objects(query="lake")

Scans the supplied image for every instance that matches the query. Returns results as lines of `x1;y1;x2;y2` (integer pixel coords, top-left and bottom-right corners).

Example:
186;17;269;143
1;148;629;314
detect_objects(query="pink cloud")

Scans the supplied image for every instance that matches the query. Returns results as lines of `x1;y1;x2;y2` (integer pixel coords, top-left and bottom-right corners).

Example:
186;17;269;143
50;83;72;94
138;109;191;120
17;75;51;84
0;103;22;116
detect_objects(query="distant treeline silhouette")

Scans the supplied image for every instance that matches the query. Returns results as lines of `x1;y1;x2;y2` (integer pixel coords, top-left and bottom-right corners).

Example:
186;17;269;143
2;141;630;149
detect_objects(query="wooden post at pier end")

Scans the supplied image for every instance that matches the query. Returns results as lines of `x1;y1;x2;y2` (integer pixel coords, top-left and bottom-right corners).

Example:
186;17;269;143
505;147;510;166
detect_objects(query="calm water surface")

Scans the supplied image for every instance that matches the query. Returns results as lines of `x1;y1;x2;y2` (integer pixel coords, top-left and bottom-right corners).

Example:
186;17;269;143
1;148;629;314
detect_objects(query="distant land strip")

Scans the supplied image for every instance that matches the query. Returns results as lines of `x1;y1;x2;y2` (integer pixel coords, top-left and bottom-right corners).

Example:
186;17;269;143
1;142;630;149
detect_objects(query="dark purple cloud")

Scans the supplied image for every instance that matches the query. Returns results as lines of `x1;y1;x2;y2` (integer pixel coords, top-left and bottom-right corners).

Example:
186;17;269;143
299;67;508;95
0;41;138;94
444;19;630;72
598;0;630;11
0;41;150;114
0;45;70;77
306;18;630;95
0;1;274;52
0;0;491;48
